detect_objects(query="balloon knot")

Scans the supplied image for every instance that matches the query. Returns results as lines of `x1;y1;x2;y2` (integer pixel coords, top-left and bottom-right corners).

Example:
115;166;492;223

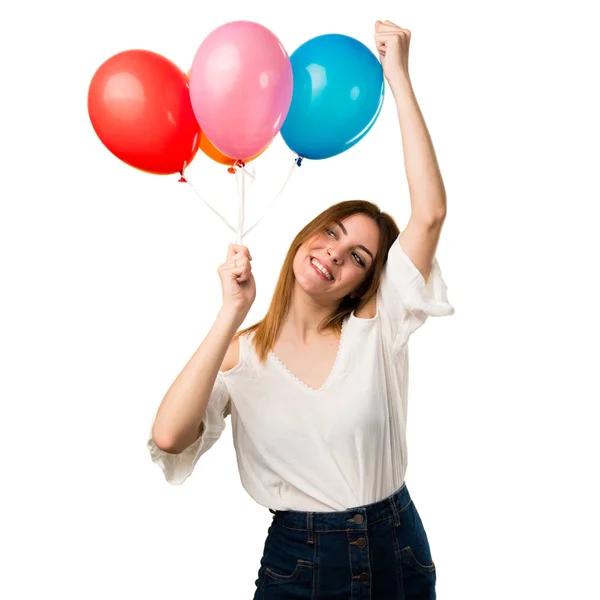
295;157;304;167
227;167;236;174
178;176;187;183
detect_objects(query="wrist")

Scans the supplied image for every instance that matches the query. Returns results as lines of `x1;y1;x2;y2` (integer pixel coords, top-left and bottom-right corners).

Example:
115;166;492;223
388;72;413;98
217;307;247;331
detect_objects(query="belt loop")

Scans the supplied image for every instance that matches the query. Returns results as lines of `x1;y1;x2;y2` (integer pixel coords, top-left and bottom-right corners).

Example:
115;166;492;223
389;495;402;527
306;512;314;544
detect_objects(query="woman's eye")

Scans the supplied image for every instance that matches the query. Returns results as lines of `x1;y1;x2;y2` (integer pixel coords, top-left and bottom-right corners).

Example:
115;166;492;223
324;229;364;267
353;253;365;267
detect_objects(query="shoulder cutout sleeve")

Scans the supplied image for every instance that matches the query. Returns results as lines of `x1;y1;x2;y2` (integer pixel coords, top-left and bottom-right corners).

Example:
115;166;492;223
146;373;231;485
377;235;455;348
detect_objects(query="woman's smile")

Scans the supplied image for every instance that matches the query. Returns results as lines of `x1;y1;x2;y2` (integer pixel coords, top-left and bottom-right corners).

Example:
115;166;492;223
310;257;334;281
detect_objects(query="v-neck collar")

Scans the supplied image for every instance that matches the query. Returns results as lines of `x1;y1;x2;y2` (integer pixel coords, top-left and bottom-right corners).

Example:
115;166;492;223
268;316;349;393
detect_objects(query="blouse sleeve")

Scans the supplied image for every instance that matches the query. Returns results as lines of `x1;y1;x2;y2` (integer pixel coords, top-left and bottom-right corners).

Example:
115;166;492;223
146;373;231;485
377;235;455;349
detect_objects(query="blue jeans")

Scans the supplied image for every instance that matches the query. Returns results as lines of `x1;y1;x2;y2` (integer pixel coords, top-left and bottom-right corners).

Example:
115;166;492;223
253;481;436;599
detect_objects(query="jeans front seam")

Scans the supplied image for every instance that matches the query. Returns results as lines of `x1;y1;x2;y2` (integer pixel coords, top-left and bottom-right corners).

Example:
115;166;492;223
346;529;354;598
312;531;319;600
390;519;404;600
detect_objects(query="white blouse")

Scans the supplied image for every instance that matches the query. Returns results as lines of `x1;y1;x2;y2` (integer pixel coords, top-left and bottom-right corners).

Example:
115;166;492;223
147;235;454;511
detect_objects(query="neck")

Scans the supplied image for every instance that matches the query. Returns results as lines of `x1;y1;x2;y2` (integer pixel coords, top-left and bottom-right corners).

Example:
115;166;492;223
283;285;339;342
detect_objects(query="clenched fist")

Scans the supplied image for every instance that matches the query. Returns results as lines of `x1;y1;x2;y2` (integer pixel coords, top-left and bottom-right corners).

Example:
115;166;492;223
374;20;412;84
217;243;256;319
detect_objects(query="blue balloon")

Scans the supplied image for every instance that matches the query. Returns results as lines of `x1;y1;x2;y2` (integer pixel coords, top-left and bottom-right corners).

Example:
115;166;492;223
281;34;385;160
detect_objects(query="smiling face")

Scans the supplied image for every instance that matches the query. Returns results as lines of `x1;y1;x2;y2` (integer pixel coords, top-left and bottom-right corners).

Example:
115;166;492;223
292;213;381;301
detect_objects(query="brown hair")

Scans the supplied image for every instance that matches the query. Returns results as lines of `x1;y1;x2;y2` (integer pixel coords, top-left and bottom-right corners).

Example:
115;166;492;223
236;200;400;363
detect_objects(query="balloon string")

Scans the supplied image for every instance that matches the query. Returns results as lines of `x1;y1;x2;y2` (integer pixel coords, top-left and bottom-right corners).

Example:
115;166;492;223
242;156;300;238
244;161;256;182
180;177;237;234
180;153;301;241
236;168;246;244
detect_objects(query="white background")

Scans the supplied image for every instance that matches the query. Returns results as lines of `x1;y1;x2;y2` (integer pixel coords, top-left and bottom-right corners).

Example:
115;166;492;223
1;0;599;598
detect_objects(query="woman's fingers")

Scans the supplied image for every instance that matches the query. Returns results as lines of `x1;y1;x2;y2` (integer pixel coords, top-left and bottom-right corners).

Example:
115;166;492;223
226;243;252;261
228;254;250;270
220;244;253;283
375;20;411;34
224;254;252;282
218;253;251;273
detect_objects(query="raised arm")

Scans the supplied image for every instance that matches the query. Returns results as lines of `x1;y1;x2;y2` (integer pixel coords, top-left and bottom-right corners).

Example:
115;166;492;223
375;20;447;281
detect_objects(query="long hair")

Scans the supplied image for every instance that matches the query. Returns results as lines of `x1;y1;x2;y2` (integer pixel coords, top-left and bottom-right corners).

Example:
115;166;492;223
236;200;400;363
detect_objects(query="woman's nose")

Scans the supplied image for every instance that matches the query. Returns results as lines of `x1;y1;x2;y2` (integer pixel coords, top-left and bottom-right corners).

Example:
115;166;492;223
327;248;342;264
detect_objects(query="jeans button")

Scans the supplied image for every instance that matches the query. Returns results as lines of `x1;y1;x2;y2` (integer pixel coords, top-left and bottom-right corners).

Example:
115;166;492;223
357;537;367;548
359;572;370;582
354;513;364;524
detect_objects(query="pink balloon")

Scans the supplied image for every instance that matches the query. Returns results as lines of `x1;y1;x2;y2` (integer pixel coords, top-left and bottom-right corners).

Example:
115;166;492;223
189;21;293;160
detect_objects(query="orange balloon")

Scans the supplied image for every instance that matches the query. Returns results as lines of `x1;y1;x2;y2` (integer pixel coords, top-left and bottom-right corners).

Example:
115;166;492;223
199;133;269;166
185;70;270;167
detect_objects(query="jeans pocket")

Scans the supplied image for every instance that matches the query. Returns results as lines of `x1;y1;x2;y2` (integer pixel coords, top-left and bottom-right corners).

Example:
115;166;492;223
264;558;313;583
397;546;436;600
400;545;436;574
258;521;314;596
392;499;437;596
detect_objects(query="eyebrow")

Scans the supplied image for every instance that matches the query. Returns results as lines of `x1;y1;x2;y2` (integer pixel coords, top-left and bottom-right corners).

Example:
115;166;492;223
334;221;374;262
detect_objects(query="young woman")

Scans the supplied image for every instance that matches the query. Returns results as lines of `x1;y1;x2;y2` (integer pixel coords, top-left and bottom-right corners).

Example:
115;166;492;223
148;20;454;600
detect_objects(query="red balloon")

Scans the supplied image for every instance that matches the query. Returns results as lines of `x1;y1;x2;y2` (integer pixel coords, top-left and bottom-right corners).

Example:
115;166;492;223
88;50;200;175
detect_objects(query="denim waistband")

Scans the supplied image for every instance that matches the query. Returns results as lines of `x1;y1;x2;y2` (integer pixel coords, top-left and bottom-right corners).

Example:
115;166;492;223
269;481;411;534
